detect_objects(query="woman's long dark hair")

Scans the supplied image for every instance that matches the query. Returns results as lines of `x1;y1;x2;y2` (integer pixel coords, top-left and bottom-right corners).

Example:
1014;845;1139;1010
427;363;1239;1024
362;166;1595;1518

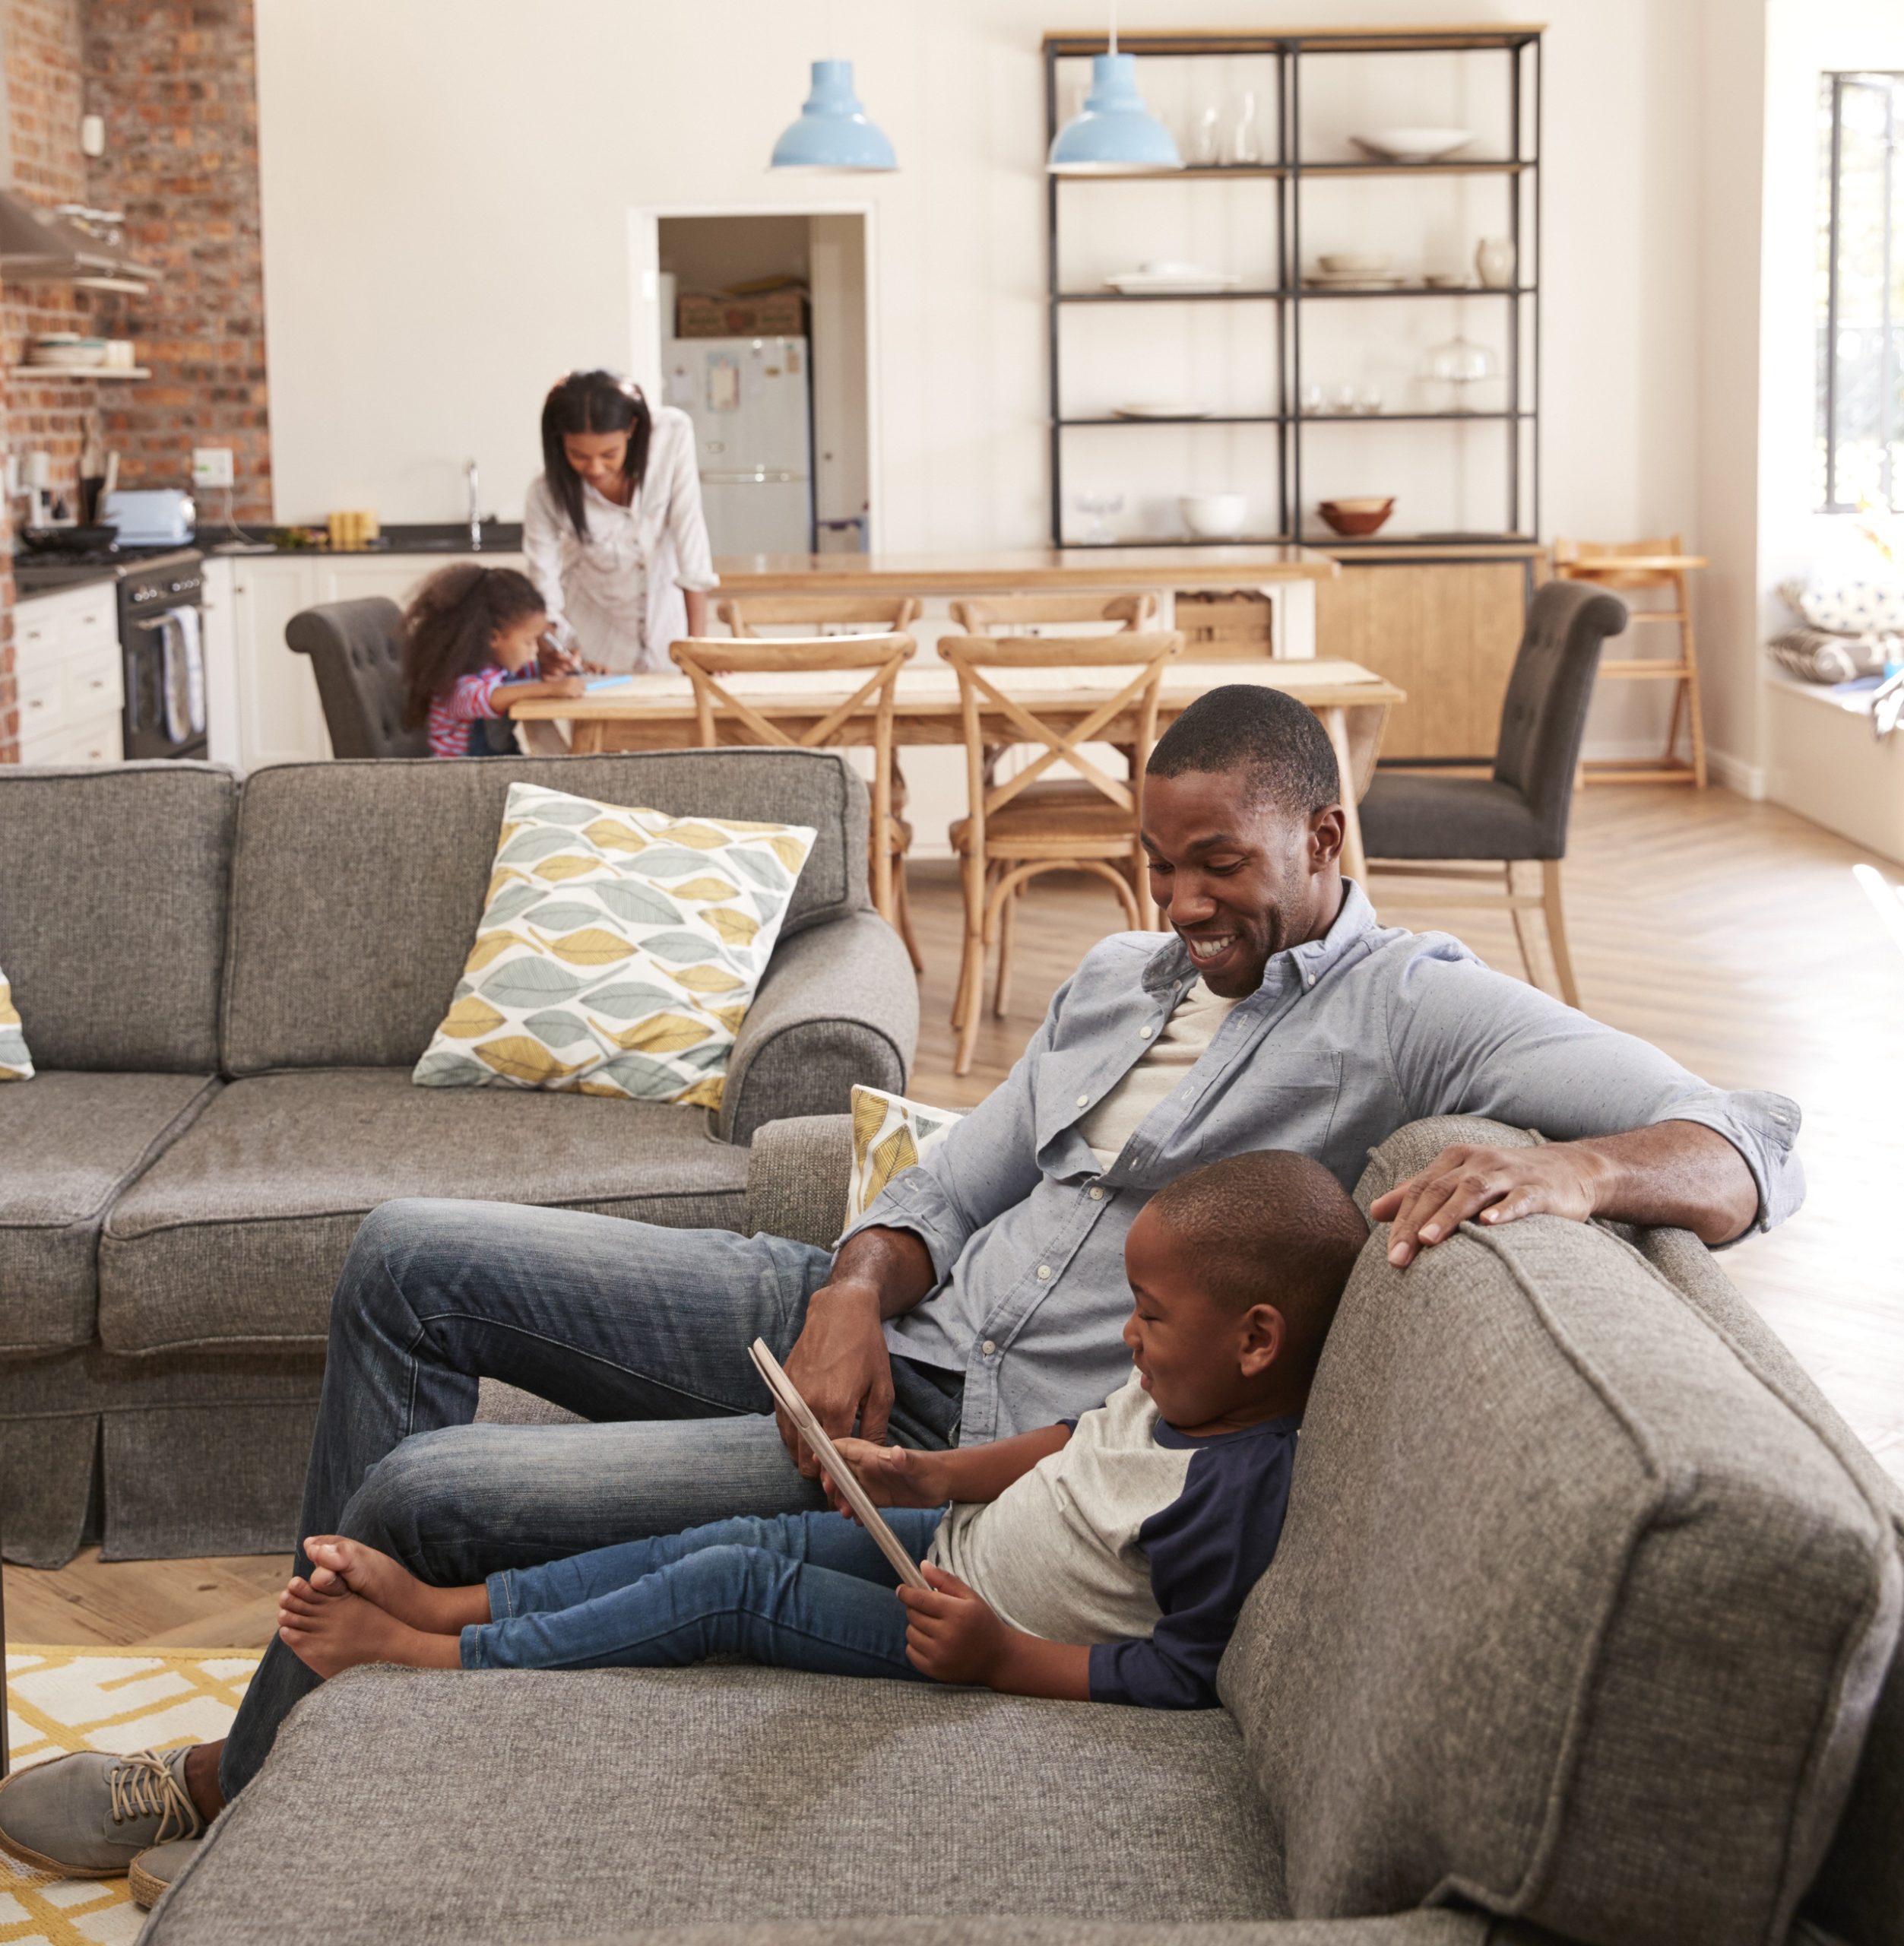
399;563;547;731
541;368;653;541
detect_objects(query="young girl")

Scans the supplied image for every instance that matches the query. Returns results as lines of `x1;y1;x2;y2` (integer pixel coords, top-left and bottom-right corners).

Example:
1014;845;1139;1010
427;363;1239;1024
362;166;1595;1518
399;563;585;759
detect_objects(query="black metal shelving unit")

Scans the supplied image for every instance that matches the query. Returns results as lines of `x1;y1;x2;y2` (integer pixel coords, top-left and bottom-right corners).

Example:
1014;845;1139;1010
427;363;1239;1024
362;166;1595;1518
1043;26;1542;549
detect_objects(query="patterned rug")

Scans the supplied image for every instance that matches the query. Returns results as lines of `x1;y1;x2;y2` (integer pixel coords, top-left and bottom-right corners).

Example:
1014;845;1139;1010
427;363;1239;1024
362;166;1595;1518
2;1645;258;1945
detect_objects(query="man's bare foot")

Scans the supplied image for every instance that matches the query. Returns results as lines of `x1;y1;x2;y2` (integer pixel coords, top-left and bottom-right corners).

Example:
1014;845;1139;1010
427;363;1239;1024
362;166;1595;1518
276;1582;461;1679
298;1536;487;1634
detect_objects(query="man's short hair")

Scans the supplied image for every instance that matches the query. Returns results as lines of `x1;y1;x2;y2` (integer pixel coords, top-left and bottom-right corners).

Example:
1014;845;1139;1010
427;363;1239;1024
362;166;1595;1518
1145;1149;1368;1373
1145;683;1341;818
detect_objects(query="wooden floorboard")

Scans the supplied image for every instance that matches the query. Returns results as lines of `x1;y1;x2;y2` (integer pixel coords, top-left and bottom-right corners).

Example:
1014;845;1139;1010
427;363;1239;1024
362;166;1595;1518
13;783;1902;1650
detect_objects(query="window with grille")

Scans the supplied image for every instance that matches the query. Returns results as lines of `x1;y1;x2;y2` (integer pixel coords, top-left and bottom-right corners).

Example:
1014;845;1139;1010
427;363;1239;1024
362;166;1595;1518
1818;71;1904;512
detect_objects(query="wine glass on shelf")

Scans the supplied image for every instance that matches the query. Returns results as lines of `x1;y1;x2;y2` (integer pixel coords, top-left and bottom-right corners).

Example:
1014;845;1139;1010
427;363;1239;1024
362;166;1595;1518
1073;491;1124;546
1421;335;1500;412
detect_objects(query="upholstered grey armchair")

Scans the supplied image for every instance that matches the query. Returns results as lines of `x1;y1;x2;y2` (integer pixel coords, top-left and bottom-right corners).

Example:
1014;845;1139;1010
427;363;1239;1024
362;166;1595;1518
1358;579;1628;1009
285;597;431;759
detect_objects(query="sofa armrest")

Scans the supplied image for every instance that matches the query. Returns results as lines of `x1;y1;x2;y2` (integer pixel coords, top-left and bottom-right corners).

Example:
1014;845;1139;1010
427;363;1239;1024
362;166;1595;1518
718;911;917;1146
744;1114;853;1250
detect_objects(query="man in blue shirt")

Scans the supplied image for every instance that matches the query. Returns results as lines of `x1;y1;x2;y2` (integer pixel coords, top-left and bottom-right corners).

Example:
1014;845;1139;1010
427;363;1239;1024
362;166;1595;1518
0;686;1800;1877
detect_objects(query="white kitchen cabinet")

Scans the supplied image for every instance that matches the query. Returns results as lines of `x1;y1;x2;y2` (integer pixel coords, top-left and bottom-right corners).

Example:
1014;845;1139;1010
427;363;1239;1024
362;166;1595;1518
14;581;123;765
219;548;524;771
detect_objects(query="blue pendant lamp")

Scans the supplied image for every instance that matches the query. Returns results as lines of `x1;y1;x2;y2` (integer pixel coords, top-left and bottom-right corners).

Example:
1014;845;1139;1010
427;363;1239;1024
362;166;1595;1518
1048;2;1181;174
771;58;896;171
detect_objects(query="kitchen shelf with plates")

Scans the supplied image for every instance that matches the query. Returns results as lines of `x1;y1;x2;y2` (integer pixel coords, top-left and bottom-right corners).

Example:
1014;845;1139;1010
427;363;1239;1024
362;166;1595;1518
1043;24;1541;553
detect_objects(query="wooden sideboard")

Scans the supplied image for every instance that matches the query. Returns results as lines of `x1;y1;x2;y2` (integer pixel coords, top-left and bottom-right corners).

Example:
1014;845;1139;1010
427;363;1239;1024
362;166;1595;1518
1313;542;1545;764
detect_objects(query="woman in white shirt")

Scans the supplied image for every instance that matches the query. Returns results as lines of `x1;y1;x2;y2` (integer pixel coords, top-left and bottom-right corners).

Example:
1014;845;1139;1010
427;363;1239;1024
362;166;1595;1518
522;369;718;674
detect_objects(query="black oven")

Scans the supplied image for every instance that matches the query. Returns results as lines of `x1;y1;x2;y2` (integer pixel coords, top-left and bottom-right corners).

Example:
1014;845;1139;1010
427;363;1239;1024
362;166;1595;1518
119;550;206;761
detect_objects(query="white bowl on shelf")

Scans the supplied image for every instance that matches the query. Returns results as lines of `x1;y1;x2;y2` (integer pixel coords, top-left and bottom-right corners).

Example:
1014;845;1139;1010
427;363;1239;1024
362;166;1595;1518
1179;493;1248;540
1350;127;1475;163
1317;252;1392;274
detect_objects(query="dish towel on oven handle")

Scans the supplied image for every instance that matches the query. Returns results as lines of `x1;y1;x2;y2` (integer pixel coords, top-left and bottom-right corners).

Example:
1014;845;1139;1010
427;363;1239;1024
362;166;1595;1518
157;606;207;743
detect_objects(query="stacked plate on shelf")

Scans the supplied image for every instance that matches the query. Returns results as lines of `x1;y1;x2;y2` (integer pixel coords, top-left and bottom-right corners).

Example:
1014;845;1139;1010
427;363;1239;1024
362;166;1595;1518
27;333;108;369
1303;252;1405;288
1104;261;1242;295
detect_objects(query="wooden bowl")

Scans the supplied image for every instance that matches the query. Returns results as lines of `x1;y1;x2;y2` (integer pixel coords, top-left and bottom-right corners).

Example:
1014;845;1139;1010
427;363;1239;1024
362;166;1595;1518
1318;496;1395;537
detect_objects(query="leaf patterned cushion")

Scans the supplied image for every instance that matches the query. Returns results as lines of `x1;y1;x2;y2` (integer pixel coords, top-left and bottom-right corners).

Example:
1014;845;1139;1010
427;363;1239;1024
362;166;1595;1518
845;1085;965;1222
0;965;32;1080
413;782;815;1106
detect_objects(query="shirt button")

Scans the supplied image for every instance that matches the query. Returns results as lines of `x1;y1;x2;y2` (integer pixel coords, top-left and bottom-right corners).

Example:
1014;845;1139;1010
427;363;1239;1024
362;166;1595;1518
1037;1263;1052;1279
981;1339;997;1357
1088;1185;1104;1200
1306;975;1316;987
1076;1093;1089;1107
1139;1025;1154;1039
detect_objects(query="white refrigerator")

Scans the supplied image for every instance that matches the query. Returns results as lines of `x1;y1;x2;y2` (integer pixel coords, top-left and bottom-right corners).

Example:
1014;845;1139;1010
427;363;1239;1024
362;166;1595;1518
662;335;814;555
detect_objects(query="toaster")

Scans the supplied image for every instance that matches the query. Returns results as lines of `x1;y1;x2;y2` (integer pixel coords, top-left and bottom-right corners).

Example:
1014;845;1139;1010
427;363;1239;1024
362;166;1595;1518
102;488;196;546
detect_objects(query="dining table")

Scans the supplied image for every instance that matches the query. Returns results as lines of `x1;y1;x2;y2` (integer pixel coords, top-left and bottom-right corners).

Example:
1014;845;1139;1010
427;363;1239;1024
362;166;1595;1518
512;656;1406;883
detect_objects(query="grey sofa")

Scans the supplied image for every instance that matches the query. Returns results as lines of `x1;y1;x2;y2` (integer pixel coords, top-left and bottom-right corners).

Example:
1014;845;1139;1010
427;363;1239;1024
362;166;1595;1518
0;753;917;1567
143;1115;1901;1946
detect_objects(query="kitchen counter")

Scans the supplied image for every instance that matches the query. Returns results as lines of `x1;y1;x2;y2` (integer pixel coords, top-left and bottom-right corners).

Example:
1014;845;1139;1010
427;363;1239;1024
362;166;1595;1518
13;559;122;597
204;521;526;558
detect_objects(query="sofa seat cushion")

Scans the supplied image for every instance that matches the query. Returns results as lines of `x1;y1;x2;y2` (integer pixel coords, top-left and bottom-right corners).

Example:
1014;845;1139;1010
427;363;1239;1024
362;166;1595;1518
98;1068;751;1353
1218;1116;1901;1946
0;1071;218;1353
145;1664;1285;1944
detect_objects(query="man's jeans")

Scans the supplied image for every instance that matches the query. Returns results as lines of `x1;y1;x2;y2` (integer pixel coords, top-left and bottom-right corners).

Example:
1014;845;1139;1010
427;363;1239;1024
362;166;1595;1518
464;1508;946;1679
218;1198;962;1800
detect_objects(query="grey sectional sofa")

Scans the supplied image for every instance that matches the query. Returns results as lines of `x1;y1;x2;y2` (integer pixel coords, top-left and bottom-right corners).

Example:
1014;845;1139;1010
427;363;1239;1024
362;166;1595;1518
0;753;916;1567
144;1116;1901;1946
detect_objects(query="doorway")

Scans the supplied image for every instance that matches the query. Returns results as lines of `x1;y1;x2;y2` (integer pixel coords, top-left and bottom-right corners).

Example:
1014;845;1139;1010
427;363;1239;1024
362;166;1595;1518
629;205;876;557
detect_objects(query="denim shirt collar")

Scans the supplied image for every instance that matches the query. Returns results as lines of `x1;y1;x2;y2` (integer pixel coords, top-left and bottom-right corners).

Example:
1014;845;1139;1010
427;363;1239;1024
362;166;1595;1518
1139;878;1379;1001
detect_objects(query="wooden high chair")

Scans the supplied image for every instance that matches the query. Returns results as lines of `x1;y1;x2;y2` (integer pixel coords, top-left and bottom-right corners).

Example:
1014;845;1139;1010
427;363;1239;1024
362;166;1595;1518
939;629;1182;1075
667;633;918;952
1552;536;1708;786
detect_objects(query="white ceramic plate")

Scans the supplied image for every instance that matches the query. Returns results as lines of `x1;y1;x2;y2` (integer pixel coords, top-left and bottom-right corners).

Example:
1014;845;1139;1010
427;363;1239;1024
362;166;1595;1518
1112;402;1212;420
1350;126;1475;163
1106;271;1241;294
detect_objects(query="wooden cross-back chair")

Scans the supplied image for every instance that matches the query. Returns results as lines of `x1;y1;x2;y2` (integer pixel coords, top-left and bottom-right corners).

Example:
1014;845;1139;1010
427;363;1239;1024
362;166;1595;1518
949;591;1158;635
718;594;923;637
667;633;920;962
938;629;1183;1075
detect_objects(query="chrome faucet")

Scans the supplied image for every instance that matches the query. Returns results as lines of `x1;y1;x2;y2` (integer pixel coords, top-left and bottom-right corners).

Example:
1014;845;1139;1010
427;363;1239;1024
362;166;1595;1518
466;458;481;550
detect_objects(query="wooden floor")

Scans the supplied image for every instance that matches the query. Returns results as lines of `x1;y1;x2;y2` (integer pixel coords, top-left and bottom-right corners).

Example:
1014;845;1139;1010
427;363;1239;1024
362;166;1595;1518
13;784;1903;1652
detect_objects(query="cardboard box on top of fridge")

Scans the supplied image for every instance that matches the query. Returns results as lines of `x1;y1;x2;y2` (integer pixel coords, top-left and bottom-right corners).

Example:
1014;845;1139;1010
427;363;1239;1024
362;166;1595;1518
676;289;809;339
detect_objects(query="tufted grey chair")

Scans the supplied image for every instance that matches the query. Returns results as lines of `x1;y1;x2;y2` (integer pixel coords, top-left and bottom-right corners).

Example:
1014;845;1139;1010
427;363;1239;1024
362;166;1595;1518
1357;579;1627;1010
285;597;432;759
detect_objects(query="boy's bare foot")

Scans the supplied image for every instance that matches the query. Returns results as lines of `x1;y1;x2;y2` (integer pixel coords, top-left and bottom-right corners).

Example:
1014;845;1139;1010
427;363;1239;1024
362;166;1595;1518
276;1582;461;1678
298;1536;487;1634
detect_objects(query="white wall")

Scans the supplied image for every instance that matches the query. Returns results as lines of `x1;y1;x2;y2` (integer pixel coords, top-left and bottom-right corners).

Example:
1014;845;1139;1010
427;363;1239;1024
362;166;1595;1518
255;0;1716;751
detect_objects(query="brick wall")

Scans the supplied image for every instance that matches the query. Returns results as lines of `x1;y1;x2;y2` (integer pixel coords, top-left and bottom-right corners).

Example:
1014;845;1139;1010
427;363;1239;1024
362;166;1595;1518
84;0;271;521
0;0;98;763
0;0;271;762
5;0;103;513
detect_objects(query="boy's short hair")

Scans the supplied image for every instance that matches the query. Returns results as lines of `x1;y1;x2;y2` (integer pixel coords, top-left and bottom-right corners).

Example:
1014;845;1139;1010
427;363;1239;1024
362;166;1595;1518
1145;1149;1368;1372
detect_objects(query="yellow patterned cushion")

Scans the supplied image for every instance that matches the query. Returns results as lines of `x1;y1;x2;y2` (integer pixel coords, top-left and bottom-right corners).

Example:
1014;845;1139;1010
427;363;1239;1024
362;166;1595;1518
413;782;815;1106
846;1085;964;1222
0;965;33;1080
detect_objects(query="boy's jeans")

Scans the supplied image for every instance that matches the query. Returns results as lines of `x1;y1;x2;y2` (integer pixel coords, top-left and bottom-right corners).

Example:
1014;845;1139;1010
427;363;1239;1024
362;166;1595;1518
217;1200;962;1802
466;1508;947;1679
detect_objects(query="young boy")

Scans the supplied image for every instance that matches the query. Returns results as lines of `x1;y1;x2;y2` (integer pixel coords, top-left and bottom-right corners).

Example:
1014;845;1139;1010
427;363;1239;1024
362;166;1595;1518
276;1148;1368;1710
